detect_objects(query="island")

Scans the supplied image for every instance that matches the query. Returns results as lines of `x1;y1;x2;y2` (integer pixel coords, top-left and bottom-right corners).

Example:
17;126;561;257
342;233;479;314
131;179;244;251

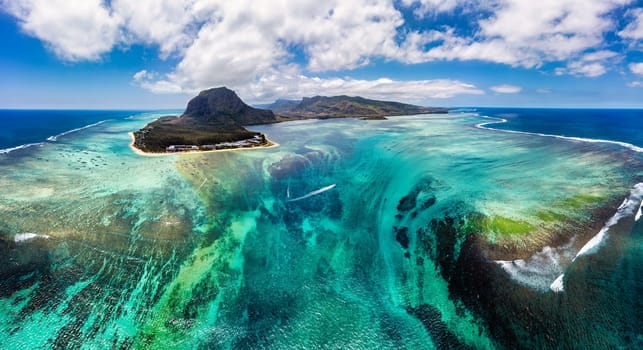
132;87;449;154
132;87;278;154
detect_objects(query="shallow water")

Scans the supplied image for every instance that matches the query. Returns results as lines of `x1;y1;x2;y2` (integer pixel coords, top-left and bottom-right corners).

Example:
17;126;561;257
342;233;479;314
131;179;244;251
0;111;641;349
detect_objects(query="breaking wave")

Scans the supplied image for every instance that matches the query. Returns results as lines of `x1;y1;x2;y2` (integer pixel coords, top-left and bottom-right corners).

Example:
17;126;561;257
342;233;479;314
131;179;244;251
0;142;45;155
495;239;576;293
496;183;643;293
573;183;643;260
1;120;109;155
475;116;643;153
47;120;108;141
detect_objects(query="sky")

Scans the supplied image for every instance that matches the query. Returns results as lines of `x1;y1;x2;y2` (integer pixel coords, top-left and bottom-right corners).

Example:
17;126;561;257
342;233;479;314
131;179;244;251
0;0;642;109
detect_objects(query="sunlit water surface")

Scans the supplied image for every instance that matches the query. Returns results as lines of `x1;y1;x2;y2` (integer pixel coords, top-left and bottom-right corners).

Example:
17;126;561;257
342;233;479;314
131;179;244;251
0;111;641;349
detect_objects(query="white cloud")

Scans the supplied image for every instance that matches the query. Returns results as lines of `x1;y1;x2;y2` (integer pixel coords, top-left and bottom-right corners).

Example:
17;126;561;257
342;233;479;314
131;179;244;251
405;0;631;69
554;50;620;77
630;62;643;76
400;0;484;17
110;0;216;58
490;84;522;94
1;0;639;97
138;65;483;104
627;81;643;87
619;8;643;40
133;70;152;81
536;88;551;94
1;0;121;61
581;50;618;62
556;62;606;77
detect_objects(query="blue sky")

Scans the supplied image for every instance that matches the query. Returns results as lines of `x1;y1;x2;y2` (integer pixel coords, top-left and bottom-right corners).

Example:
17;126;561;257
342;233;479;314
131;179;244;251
1;0;642;109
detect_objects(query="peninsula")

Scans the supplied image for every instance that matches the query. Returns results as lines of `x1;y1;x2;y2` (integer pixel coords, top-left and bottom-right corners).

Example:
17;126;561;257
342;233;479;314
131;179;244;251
132;87;277;153
267;95;448;120
132;87;449;154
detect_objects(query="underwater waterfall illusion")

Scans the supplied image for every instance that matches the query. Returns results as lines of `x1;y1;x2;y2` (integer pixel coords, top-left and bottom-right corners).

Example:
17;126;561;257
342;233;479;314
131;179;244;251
0;111;641;349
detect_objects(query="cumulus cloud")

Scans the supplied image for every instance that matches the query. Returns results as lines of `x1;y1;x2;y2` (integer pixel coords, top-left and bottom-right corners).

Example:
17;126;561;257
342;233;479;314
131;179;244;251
619;8;643;41
137;65;483;104
554;50;619;77
404;0;631;70
111;0;216;58
490;84;522;94
1;0;640;98
630;62;643;76
400;0;484;17
1;0;120;61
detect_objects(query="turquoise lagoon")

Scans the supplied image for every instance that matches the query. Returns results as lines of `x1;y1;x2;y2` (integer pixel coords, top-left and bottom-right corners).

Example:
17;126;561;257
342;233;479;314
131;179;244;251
0;111;641;349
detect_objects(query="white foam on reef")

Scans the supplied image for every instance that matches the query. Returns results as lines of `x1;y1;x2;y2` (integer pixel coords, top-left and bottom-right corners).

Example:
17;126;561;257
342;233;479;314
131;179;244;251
574;183;643;260
14;233;50;243
549;274;565;293
47;120;108;141
287;184;336;202
475;116;643;153
636;202;642;222
1;120;109;155
0;142;44;155
495;240;576;292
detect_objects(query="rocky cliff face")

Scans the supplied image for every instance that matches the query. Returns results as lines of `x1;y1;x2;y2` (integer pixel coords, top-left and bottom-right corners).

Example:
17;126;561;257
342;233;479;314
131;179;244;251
182;87;276;125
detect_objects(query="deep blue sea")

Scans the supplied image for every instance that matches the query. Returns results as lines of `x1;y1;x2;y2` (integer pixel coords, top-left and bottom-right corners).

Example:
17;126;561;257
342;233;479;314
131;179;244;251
477;108;643;148
2;108;641;153
0;110;182;152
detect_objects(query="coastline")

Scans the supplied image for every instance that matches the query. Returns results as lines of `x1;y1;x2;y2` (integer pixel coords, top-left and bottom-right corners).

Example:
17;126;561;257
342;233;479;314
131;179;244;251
128;132;279;157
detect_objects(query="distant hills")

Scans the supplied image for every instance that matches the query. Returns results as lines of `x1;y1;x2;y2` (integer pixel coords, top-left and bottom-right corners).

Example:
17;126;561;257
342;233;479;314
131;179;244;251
132;87;448;153
265;95;448;120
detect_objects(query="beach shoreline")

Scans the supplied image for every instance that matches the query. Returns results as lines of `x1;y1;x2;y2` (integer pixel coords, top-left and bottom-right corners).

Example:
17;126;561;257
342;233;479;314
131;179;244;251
128;132;279;157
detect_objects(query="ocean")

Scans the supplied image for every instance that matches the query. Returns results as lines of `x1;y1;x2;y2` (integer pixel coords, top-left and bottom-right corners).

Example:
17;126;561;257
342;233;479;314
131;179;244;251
0;108;641;349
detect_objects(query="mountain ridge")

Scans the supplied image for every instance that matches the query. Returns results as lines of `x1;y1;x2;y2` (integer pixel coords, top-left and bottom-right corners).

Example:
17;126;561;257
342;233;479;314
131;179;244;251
266;95;448;119
132;87;450;153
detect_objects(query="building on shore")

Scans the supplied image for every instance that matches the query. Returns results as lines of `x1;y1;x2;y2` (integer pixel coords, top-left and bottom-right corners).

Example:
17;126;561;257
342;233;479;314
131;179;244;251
166;135;266;152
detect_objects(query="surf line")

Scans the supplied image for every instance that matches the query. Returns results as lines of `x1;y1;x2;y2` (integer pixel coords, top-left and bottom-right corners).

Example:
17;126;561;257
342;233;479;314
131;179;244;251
475;116;643;154
47;120;109;142
0;142;45;155
573;182;643;261
2;120;111;155
287;184;336;202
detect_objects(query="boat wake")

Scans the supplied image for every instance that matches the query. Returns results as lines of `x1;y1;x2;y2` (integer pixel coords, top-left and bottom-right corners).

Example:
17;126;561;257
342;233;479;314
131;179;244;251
475;116;643;153
287;184;336;202
47;120;108;141
14;232;51;243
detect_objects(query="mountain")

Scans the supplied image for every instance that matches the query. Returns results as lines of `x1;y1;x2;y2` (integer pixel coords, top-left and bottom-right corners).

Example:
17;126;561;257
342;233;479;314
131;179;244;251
266;95;448;119
259;99;301;113
255;99;299;112
182;87;277;125
132;87;275;153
